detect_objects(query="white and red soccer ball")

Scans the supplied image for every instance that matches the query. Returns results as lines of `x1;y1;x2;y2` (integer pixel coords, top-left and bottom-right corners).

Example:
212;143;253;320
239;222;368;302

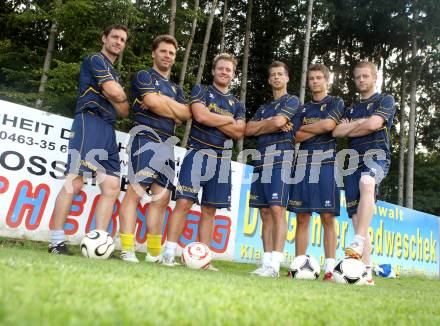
181;242;212;269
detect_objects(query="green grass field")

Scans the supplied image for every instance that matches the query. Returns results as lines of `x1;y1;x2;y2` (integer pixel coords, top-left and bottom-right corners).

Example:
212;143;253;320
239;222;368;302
1;238;439;325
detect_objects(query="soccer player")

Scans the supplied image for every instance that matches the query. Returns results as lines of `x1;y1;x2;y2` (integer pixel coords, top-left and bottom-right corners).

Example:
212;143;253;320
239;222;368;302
245;61;300;277
48;24;129;255
288;64;344;281
162;53;246;270
118;35;191;263
332;61;395;285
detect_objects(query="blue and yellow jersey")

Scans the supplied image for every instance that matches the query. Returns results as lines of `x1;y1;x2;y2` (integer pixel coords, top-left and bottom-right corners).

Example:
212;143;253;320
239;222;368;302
131;68;187;142
250;93;300;169
299;95;344;151
188;84;245;153
344;93;396;158
76;52;122;125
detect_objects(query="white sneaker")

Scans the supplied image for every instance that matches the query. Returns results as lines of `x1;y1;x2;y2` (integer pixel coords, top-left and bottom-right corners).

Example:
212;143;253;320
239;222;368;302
120;251;139;263
206;263;219;272
250;265;268;276
162;255;180;267
145;253;163;263
258;266;279;278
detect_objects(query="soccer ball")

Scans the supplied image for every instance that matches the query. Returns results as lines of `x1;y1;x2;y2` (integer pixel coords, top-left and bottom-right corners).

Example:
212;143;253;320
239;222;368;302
333;258;368;285
181;242;212;269
80;230;115;259
289;255;320;280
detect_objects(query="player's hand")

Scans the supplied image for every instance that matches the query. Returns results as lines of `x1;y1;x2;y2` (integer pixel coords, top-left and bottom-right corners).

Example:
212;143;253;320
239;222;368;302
281;122;293;132
340;118;350;124
140;102;149;110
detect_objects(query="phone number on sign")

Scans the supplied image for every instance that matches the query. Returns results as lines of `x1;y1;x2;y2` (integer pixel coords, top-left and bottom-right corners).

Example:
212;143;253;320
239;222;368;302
0;131;67;152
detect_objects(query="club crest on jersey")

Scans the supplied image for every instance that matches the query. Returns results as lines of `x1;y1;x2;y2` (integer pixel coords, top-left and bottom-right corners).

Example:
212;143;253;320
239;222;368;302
229;99;234;106
367;103;374;111
320;104;326;111
171;85;176;94
324;200;331;207
275;103;280;110
271;193;279;199
155;81;159;86
209;93;214;98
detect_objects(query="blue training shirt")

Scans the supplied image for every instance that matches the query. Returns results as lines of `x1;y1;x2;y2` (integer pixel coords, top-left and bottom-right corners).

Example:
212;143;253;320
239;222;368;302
343;92;396;159
251;93;301;169
131;68;187;141
76;52;122;126
188;84;245;153
299;95;344;152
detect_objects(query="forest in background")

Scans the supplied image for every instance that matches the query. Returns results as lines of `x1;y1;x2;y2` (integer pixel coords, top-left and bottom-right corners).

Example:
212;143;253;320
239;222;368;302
1;0;439;215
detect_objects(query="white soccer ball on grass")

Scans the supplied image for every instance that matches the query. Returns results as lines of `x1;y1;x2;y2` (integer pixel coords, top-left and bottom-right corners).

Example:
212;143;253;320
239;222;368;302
80;230;115;259
333;258;368;285
289;255;320;280
181;242;212;269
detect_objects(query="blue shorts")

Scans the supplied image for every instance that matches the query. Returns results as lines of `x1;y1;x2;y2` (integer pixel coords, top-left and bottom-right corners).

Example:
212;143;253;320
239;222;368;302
249;167;291;208
66;112;120;177
288;162;340;215
344;159;390;217
176;149;232;208
127;135;175;191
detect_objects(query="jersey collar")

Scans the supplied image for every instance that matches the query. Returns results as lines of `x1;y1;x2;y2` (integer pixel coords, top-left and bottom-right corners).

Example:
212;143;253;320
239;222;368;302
360;92;380;103
99;52;114;68
149;67;170;81
210;84;230;97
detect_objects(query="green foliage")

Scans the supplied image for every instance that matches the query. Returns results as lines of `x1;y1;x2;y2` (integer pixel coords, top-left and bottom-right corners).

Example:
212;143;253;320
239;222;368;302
1;0;440;212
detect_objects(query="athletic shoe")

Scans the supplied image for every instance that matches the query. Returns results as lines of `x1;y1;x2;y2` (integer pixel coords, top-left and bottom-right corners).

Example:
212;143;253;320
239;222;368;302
145;253;163;263
258;266;279;278
120;251;139;263
250;266;268;276
48;241;73;255
366;278;375;286
162;255;180;267
345;241;363;260
206;263;219;272
323;272;334;282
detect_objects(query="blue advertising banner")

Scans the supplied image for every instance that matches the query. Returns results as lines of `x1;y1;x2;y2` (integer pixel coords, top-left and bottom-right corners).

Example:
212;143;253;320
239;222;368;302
234;165;439;276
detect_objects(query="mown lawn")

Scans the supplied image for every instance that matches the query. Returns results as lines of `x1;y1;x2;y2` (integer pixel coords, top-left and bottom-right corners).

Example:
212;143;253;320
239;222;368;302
1;238;439;325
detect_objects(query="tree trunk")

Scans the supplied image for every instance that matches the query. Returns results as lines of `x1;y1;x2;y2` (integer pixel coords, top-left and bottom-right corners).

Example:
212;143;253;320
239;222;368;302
219;0;228;53
398;57;406;206
181;0;218;147
236;0;253;163
299;0;314;105
178;0;200;87
169;0;176;36
406;6;418;209
35;0;61;110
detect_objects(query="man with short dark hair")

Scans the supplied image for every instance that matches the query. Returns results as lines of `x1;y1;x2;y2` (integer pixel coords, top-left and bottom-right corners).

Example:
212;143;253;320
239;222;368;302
49;24;129;255
333;61;396;285
118;34;191;263
245;61;300;277
288;63;344;281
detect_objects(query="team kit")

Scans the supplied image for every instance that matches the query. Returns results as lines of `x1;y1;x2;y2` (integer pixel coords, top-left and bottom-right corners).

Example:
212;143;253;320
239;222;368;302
47;25;396;285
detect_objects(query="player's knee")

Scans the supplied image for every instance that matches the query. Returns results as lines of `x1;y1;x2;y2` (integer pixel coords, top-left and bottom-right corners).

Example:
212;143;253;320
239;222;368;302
359;175;375;189
101;181;120;199
296;213;310;226
152;192;170;209
260;208;271;222
176;198;193;212
320;214;334;228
